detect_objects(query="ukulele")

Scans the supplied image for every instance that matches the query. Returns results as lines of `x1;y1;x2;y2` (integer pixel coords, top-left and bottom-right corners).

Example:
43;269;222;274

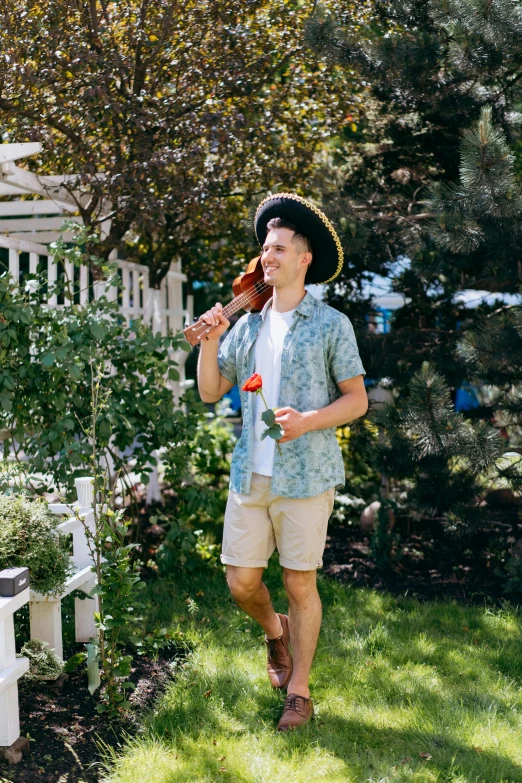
183;256;273;346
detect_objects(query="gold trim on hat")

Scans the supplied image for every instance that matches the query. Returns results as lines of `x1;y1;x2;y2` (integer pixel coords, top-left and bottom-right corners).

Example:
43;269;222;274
255;192;344;283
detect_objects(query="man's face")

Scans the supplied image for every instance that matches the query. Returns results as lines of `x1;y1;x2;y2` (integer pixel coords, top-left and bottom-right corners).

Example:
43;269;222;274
261;227;310;289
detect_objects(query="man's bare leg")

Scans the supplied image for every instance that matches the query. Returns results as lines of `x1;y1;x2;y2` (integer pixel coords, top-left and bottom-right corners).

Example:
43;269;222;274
226;565;283;639
283;568;321;699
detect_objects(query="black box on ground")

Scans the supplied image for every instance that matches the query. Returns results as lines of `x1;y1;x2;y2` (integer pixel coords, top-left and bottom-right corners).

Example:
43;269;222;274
0;567;30;596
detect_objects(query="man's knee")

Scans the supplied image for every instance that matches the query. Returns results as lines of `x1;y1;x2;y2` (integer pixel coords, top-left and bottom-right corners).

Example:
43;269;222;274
226;566;263;603
283;568;318;604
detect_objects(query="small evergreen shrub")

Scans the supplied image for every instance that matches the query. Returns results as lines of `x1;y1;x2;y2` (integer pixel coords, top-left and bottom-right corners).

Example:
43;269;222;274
18;639;63;681
0;494;71;595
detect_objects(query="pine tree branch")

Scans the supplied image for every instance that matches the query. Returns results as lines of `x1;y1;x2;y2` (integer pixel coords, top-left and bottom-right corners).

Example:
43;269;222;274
351;200;431;211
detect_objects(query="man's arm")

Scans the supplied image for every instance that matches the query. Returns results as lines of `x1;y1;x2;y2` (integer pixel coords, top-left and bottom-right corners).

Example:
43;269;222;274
198;340;234;403
196;302;235;403
275;375;368;443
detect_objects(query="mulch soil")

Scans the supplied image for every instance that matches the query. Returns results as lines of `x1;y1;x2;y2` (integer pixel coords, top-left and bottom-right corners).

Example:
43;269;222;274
323;505;522;603
1;645;182;783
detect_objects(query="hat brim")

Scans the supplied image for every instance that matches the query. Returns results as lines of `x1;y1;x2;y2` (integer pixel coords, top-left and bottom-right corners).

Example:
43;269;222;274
254;193;343;285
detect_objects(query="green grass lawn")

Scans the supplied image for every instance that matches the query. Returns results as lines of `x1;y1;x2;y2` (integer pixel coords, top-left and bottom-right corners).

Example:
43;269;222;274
104;561;522;783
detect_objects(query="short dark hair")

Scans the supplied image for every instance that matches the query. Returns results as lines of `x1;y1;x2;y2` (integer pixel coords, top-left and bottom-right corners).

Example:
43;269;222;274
265;217;314;280
266;217;313;257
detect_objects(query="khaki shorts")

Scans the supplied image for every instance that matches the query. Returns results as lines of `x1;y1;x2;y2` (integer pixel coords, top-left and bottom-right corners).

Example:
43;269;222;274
221;473;335;571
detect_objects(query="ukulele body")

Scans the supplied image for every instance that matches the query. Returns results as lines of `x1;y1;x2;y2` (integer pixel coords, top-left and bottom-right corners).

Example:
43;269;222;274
231;256;270;312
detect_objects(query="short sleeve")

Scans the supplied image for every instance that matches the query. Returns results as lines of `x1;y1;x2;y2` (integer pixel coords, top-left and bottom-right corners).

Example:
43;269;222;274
328;315;366;383
217;324;238;385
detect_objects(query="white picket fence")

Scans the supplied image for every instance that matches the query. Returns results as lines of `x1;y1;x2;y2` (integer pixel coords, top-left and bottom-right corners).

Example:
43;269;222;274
0;589;30;750
0;234;192;344
0;477;98;755
30;477;98;661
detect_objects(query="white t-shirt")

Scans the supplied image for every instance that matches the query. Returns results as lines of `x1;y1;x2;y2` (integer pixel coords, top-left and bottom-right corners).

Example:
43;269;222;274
252;306;296;476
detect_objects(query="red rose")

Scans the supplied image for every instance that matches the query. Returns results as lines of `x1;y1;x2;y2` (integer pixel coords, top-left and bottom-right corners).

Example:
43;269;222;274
242;373;263;392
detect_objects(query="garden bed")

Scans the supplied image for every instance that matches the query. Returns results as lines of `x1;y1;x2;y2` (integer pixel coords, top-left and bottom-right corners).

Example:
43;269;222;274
323;506;522;602
1;644;184;783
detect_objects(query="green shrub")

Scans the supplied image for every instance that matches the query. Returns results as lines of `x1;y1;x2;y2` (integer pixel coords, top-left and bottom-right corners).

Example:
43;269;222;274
158;411;236;570
0;494;71;595
0;226;190;496
336;420;381;502
18;639;63;681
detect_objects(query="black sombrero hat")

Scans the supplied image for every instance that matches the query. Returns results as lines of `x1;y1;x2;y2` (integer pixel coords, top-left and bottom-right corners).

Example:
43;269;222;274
254;192;344;285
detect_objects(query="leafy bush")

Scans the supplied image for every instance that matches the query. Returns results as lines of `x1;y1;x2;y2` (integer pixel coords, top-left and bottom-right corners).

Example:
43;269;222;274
60;369;146;715
0;494;71;595
336;420;381;503
504;553;522;598
330;491;366;525
157;410;236;570
18;639;63;681
89;502;143;714
371;363;510;533
0;226;190;495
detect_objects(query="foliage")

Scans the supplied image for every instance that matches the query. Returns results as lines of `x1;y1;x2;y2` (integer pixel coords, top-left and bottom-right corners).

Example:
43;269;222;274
0;0;360;287
310;3;522;548
0;225;190;495
157;412;236;571
504;552;522;599
88;502;142;714
371;362;511;533
0;493;71;595
18;639;63;681
71;367;145;716
309;0;522;391
329;491;366;526
336;419;381;502
370;498;398;571
457;292;522;456
426;105;522;315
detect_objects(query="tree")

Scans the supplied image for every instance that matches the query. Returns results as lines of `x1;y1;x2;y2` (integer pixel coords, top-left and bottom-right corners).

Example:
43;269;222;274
457;289;522;461
372;361;507;532
306;1;522;534
307;0;522;389
0;0;358;288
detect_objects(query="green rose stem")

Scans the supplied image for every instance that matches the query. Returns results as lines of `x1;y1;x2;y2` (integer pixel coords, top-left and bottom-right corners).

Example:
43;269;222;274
256;388;283;456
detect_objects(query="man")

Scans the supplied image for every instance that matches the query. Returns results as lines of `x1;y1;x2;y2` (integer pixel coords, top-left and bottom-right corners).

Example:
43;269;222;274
197;193;367;731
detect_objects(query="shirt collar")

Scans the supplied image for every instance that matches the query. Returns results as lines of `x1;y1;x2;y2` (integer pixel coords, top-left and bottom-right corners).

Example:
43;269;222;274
259;290;315;321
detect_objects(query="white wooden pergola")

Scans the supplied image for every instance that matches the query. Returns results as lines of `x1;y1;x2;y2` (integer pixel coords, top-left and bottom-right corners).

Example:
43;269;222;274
0;142;109;242
0;143;192;364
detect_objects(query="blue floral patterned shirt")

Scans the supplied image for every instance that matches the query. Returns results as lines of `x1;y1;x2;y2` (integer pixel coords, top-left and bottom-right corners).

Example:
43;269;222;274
217;291;366;498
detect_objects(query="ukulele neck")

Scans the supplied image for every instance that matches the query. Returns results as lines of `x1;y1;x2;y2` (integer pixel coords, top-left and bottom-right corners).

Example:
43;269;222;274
222;292;254;319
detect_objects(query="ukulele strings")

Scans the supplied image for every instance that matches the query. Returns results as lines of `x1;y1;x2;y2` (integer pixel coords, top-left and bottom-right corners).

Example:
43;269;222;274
189;282;271;338
189;280;272;335
222;282;272;317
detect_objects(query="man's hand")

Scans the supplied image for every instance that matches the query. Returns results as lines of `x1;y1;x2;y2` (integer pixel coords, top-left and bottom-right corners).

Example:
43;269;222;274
274;407;310;443
197;302;230;342
274;378;368;443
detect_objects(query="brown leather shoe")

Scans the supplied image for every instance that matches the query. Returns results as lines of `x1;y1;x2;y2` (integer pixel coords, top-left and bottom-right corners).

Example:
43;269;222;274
277;693;314;731
265;613;292;689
